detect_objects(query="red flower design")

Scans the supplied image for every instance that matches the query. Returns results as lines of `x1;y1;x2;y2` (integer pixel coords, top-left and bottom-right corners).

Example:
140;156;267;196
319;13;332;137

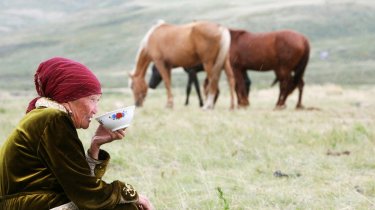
116;112;123;119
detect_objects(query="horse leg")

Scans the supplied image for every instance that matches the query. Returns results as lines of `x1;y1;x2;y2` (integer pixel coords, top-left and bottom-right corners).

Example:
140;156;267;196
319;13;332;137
203;76;219;104
275;69;292;110
203;77;218;110
203;77;208;99
154;61;174;108
244;71;251;97
293;42;309;110
223;57;237;110
296;79;305;109
284;71;305;110
233;66;249;108
190;69;204;107
202;63;219;110
185;69;193;106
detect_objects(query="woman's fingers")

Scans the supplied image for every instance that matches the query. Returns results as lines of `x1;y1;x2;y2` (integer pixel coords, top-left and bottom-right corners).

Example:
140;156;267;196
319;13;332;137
137;194;153;210
111;129;126;139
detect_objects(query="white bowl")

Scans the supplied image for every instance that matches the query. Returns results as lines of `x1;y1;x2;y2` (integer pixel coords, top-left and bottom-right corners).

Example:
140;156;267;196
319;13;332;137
95;105;136;131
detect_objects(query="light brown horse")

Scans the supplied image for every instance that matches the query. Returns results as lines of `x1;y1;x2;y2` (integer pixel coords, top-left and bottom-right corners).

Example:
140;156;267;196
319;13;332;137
229;29;310;109
129;20;236;109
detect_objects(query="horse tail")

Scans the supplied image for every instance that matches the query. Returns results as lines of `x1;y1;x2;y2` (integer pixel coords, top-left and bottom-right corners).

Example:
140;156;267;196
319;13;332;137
212;26;231;72
291;39;310;92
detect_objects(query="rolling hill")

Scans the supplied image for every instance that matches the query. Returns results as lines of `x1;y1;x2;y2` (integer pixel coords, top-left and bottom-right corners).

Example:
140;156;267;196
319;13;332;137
0;0;374;91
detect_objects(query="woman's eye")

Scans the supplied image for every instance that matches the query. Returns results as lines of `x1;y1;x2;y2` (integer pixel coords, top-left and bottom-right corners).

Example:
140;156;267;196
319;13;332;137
88;95;101;103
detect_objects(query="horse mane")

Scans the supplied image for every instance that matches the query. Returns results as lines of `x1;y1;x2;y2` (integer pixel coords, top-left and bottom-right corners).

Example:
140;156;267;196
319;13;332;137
133;19;166;66
129;19;166;82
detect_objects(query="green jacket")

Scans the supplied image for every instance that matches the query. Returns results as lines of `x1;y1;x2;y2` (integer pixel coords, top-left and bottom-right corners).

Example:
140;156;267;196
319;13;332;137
0;108;138;210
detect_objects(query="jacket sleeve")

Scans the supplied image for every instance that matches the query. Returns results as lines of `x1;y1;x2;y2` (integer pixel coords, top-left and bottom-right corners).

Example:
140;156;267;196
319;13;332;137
37;113;138;209
86;149;110;178
85;150;137;204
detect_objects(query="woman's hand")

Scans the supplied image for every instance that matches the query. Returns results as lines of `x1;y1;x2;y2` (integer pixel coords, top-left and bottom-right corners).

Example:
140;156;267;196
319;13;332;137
88;125;126;159
136;194;154;210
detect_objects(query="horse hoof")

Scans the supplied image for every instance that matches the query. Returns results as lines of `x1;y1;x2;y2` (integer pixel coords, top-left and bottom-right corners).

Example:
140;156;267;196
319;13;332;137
296;105;305;110
202;105;214;110
274;105;286;110
166;103;173;109
237;104;249;109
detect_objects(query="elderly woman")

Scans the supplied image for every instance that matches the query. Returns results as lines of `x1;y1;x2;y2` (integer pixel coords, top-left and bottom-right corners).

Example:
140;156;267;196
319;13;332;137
0;57;153;210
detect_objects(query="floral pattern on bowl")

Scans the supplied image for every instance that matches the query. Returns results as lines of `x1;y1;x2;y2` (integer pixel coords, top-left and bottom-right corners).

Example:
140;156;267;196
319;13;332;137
110;111;128;120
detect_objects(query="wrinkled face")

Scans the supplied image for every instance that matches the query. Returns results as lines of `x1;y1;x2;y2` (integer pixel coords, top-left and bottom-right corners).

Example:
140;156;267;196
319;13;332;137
131;76;148;107
65;94;101;129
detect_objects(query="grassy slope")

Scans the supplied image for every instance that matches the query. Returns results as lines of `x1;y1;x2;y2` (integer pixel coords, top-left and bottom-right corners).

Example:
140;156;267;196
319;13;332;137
0;0;375;90
1;85;375;209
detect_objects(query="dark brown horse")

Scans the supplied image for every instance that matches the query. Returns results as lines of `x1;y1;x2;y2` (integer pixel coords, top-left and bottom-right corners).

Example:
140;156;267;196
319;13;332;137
230;29;310;109
129;20;236;109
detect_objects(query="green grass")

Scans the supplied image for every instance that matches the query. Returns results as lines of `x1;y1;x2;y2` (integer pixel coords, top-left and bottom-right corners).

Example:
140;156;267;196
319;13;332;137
1;85;374;209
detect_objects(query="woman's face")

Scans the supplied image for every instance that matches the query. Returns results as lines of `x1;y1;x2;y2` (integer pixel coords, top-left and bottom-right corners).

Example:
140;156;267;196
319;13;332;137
66;94;101;129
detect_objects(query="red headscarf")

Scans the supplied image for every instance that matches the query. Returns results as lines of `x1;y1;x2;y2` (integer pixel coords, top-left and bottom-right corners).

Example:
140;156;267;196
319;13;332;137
26;57;102;113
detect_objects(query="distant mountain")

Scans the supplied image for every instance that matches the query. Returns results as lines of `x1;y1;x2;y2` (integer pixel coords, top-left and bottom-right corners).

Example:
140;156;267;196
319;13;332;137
0;0;134;33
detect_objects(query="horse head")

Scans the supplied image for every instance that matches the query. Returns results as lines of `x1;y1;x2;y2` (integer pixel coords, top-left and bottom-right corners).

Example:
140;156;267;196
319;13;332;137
129;73;148;107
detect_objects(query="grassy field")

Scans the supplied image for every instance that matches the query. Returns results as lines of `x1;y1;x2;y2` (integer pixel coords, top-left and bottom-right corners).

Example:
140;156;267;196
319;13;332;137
1;85;375;209
1;0;375;209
